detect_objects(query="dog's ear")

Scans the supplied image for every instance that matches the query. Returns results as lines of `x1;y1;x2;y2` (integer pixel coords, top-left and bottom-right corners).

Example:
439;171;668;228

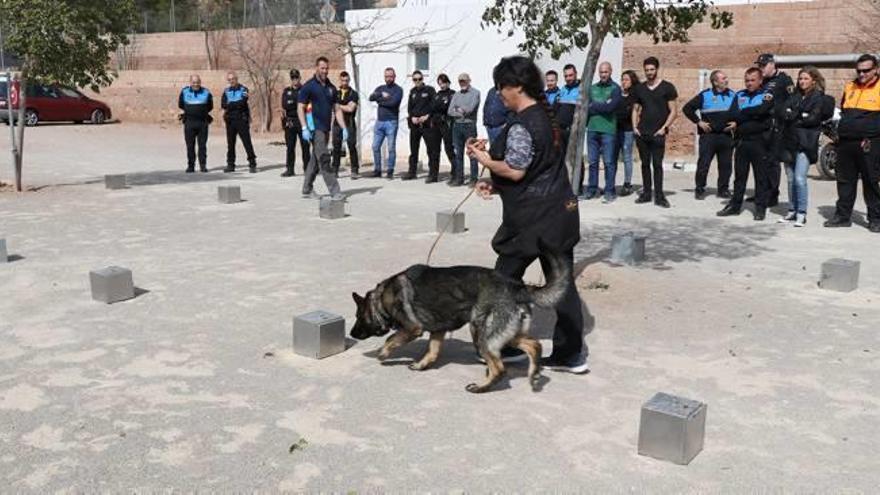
352;292;365;306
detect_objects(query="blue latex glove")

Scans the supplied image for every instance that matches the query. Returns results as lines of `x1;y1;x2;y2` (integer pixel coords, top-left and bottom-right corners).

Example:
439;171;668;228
301;128;312;142
342;127;349;142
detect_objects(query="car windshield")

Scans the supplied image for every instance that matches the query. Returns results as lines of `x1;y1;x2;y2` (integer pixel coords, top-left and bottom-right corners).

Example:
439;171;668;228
0;82;6;99
57;87;82;98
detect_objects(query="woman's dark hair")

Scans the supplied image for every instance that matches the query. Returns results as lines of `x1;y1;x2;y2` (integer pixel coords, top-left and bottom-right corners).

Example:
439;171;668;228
492;56;561;149
621;70;640;87
437;73;450;84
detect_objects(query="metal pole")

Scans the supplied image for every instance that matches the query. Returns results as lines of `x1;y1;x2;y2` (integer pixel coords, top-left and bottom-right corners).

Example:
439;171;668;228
0;24;6;70
7;71;17;167
170;0;176;32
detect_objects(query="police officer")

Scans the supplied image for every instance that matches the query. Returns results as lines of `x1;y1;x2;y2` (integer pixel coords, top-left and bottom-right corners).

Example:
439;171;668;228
405;70;439;181
332;71;359;179
682;69;736;199
756;53;795;206
178;74;213;173
221;71;257;173
467;56;588;374
432;73;456;174
717;67;774;221
824;54;880;232
281;69;308;177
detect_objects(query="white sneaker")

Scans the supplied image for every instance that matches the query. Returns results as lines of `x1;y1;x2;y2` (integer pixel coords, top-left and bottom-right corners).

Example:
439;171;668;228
778;211;796;223
794;213;806;227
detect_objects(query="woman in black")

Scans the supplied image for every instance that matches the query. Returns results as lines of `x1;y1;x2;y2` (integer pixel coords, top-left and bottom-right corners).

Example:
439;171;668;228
433;73;457;175
615;70;640;196
466;56;588;373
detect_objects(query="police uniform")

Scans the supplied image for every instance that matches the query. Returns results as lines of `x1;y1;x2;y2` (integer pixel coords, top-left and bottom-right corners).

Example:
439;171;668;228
281;84;309;176
762;69;795;203
432;88;456;169
725;88;774;217
178;86;213;172
832;76;880;227
406;83;440;181
487;104;585;363
682;87;736;196
332;86;359;177
221;84;257;172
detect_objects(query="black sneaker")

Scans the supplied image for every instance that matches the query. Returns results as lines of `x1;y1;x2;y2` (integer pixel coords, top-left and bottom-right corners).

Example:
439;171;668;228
281;169;294;177
619;183;634;197
249;166;257;174
716;205;741;217
541;351;590;374
717;190;732;199
823;217;852;228
635;193;652;204
386;171;394;180
754;208;766;221
199;166;208;173
425;176;438;184
371;170;382;178
401;173;417;181
223;165;235;173
694;189;706;200
869;222;880;233
185;167;195;173
655;196;671;208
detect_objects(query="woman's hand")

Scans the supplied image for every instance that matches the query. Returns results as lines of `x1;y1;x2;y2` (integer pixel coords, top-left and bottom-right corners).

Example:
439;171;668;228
475;179;494;199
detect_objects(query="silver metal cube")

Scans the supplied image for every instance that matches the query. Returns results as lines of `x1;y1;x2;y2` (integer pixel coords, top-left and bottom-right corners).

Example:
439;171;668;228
104;174;127;190
0;238;7;263
436;210;465;234
89;266;135;304
319;197;346;219
293;310;346;359
819;258;860;292
610;232;646;265
218;185;241;204
638;392;707;465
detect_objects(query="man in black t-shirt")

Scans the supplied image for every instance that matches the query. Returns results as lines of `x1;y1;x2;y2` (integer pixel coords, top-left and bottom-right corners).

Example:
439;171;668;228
332;71;360;178
632;56;678;208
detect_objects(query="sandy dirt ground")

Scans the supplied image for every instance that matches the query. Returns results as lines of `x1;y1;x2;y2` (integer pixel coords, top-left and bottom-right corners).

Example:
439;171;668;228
0;123;878;492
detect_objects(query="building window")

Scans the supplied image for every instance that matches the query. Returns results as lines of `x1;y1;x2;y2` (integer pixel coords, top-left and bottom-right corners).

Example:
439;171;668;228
412;45;430;73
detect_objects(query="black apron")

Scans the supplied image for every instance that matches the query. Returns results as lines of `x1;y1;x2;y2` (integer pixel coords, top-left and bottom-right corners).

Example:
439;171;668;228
488;104;580;258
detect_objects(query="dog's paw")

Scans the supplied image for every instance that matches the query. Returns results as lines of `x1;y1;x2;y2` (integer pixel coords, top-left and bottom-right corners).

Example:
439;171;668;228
408;362;426;371
465;383;487;394
377;351;390;362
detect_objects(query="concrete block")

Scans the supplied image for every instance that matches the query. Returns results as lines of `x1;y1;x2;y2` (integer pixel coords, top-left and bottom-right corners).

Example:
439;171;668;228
819;258;860;292
293;310;345;359
610;232;646;265
0;238;7;263
89;266;135;304
104;174;127;189
319;197;346;219
218;185;241;204
436;210;465;234
638;392;707;465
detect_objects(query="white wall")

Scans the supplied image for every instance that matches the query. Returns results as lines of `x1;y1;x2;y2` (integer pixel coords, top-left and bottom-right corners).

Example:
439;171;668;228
345;0;623;164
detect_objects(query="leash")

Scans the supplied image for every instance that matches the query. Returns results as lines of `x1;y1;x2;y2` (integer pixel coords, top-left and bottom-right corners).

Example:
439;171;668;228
425;165;487;265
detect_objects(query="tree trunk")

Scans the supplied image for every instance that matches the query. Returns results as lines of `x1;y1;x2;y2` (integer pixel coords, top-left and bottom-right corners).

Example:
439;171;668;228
203;30;215;69
566;20;609;195
14;70;27;192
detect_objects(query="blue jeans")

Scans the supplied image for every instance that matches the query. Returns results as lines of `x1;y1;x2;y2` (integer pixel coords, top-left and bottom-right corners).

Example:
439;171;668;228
586;130;617;196
452;121;478;180
487;125;504;144
615;130;635;185
785;152;810;214
372;119;398;173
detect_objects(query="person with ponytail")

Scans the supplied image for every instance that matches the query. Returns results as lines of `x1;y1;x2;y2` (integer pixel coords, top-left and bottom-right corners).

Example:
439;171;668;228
466;55;589;374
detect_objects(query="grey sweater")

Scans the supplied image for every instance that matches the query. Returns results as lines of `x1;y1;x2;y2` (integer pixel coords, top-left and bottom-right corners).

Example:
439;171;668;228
448;87;481;123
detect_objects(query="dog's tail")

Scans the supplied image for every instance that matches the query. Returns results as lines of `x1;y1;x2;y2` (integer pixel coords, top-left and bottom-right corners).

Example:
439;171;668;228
527;242;571;308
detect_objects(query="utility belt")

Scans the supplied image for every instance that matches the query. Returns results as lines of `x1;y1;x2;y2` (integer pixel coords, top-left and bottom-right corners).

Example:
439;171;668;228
282;116;301;130
179;113;213;125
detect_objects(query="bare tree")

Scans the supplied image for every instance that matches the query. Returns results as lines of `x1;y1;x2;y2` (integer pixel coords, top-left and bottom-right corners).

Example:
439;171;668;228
229;24;297;132
197;0;228;69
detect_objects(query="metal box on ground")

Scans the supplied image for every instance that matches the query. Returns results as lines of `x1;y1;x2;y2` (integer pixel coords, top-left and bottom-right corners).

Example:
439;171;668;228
218;185;241;204
293;310;346;359
436;210;465;234
0;238;7;263
638;392;707;465
610;232;646;265
819;258;860;292
105;174;127;190
319;197;346;219
89;266;135;304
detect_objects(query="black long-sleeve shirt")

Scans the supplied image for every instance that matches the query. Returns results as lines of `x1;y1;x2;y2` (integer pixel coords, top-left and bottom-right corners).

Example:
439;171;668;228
221;84;250;122
281;85;302;128
178;86;213;122
432;88;455;126
407;84;436;125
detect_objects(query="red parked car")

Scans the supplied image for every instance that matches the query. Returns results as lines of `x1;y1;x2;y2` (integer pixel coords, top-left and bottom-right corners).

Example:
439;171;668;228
0;78;112;126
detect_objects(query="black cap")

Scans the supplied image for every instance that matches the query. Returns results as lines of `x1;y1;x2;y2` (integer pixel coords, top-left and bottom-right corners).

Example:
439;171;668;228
755;53;775;66
289;69;301;79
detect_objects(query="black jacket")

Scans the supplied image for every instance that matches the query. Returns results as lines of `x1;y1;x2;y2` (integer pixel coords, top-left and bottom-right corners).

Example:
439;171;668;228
221;84;250;122
281;85;302;129
615;92;636;132
178;86;213;123
432;88;455;127
407;84;436;127
731;90;774;140
782;90;825;163
763;70;795;123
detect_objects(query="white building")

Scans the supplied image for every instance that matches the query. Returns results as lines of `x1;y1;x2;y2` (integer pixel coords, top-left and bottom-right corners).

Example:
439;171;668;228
344;0;624;165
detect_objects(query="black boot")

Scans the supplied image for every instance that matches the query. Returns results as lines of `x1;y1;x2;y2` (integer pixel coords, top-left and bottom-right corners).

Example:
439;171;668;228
281;165;294;177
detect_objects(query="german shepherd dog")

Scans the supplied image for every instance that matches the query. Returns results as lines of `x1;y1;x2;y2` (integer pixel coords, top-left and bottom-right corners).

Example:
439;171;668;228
350;250;569;393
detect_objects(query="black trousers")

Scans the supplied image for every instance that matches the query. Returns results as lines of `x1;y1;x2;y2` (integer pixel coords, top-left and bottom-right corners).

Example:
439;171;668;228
332;124;359;174
184;121;209;168
439;122;455;169
409;124;441;177
834;138;880;222
696;133;733;192
494;249;586;361
225;119;256;166
636;134;666;197
285;126;310;173
769;128;785;202
731;139;772;210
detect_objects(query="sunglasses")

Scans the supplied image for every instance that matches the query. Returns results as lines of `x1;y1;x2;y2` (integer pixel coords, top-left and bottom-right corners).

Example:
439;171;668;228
412;77;423;82
856;68;875;74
